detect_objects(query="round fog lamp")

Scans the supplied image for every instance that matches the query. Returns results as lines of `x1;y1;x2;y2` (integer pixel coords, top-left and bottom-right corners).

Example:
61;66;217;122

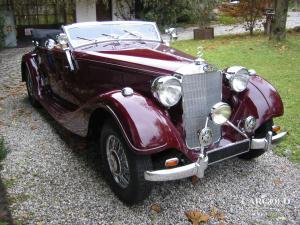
244;116;256;133
211;102;232;125
198;127;213;147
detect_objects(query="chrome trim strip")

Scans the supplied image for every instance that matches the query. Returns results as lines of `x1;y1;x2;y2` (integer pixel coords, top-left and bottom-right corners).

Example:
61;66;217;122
251;138;266;149
208;150;250;165
207;139;250;154
272;131;287;142
144;131;287;182
207;139;250;165
63;21;163;49
250;131;286;150
266;131;273;151
144;156;208;181
145;162;198;181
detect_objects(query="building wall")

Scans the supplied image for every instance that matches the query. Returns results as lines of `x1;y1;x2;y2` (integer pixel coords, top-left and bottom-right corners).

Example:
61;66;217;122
76;0;96;22
76;0;133;22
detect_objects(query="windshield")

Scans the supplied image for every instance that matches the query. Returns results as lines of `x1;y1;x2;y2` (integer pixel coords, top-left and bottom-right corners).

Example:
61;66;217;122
65;22;161;48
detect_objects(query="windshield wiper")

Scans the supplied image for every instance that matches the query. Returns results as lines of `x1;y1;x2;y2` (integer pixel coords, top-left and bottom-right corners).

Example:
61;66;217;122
123;29;142;39
76;36;98;46
101;33;119;40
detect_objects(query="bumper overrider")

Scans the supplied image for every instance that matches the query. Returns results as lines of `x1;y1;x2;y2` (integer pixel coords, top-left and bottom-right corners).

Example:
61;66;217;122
144;130;287;182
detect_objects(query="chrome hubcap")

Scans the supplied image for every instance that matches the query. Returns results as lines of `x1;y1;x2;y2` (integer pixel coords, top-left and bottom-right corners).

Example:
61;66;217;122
106;135;130;188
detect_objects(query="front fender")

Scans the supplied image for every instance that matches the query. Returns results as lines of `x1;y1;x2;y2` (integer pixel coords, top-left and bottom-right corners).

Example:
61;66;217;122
98;90;183;154
227;75;284;139
249;75;284;117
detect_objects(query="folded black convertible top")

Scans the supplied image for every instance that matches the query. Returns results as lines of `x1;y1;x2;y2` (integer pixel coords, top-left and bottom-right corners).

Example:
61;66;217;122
31;29;61;45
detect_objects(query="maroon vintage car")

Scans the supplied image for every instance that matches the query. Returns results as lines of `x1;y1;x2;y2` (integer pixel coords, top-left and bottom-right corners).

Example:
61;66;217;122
21;21;286;204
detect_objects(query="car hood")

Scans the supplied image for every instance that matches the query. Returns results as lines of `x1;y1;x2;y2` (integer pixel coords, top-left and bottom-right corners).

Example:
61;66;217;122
76;41;196;73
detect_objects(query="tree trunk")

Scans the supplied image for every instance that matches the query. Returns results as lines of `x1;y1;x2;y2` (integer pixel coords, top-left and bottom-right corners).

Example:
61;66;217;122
270;0;289;41
249;26;254;35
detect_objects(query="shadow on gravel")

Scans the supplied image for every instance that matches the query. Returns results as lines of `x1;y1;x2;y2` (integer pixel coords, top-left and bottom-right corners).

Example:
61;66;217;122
22;96;262;209
31;99;103;176
0;173;14;225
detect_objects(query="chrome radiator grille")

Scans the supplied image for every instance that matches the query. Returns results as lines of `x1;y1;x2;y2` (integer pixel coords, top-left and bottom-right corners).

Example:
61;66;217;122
182;71;222;149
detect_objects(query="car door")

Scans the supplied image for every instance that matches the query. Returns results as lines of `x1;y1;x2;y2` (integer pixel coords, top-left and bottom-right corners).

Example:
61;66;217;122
38;40;81;106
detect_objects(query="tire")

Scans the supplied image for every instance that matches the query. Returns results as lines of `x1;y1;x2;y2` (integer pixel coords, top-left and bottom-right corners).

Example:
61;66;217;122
100;119;153;205
239;119;273;160
25;68;41;108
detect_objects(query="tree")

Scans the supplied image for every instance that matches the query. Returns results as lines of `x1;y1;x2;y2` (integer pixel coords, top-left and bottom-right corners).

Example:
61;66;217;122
270;0;289;41
220;0;272;35
137;0;192;27
190;0;219;28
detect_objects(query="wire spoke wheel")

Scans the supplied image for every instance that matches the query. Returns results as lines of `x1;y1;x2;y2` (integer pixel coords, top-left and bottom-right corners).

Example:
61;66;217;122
26;71;34;97
100;120;153;204
106;135;130;188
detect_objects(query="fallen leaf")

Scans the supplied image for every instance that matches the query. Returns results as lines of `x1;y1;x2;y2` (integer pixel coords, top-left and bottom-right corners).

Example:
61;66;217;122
210;207;225;221
191;176;199;185
185;210;209;225
278;216;287;221
0;121;5;127
201;214;209;223
210;207;217;218
150;204;162;213
273;178;283;185
31;125;38;130
217;211;225;221
218;223;226;225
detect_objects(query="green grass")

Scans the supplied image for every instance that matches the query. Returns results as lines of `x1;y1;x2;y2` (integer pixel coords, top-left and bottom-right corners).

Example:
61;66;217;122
0;137;7;162
0;222;9;225
289;1;300;11
218;15;240;25
173;33;300;163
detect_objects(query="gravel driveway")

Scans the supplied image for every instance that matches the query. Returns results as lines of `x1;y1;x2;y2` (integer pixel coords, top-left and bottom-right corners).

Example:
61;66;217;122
0;47;299;225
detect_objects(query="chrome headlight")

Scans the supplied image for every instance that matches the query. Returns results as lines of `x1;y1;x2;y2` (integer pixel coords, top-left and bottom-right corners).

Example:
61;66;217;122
211;102;232;125
225;66;250;92
152;76;182;107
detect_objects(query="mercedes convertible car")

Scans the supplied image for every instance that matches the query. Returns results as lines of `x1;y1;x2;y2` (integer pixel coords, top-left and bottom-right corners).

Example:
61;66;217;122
21;21;286;204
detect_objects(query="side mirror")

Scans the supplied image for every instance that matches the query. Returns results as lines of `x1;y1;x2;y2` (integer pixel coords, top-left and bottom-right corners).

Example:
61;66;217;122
32;40;39;47
57;33;69;46
45;39;56;50
165;28;178;42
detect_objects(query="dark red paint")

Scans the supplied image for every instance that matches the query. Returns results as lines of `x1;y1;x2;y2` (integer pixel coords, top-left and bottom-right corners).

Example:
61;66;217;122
21;40;284;163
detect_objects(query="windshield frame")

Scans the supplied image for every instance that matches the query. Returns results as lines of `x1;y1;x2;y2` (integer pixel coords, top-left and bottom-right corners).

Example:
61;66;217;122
62;21;163;49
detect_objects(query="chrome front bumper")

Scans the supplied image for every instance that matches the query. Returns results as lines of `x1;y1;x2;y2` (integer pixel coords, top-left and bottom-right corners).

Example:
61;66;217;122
144;131;287;182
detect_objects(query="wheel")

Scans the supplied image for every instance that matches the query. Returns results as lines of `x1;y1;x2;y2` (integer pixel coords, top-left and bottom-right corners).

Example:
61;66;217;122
239;119;273;160
100;119;153;204
25;68;41;108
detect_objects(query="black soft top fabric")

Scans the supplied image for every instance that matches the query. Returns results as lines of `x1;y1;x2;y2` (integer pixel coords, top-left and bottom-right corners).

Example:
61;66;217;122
31;29;61;45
